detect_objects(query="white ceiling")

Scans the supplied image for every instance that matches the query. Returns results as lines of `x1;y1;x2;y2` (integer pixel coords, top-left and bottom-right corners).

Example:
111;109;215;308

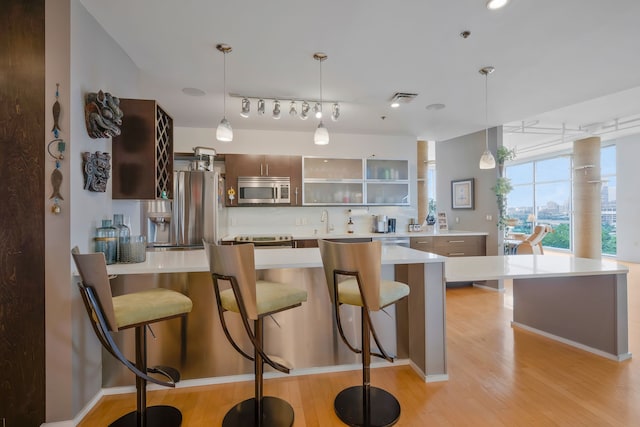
80;0;640;151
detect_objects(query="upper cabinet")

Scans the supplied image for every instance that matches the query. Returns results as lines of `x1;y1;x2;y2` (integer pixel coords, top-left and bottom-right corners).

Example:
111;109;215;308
224;154;302;206
303;157;364;205
112;99;173;199
365;159;409;205
302;157;409;206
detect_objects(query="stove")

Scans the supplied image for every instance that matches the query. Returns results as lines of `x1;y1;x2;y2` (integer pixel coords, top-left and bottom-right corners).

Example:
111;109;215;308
234;234;294;248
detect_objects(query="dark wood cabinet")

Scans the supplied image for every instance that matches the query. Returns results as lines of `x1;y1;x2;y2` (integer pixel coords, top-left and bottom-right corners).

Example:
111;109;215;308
224;154;302;206
112;99;173;199
411;235;486;257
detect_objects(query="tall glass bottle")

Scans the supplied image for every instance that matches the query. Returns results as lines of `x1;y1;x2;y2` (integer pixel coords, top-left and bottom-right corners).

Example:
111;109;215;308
95;219;117;264
113;214;130;263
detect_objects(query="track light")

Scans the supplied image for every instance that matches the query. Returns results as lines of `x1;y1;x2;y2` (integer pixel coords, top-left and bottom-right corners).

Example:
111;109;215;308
331;103;340;121
272;100;281;119
230;95;340;123
240;97;250;118
300;101;310;120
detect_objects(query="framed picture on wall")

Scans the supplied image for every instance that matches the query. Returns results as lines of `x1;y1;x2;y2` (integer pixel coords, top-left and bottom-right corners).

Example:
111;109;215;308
451;178;475;209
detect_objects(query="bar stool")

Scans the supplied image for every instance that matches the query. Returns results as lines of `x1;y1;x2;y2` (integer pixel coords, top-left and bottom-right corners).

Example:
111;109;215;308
318;239;410;427
72;248;193;427
205;242;308;427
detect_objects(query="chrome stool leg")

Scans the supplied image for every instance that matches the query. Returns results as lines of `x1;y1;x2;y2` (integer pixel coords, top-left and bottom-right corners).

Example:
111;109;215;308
222;319;294;427
333;309;400;427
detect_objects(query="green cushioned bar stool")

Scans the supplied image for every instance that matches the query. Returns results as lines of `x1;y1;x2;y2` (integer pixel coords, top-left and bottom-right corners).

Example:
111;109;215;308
205;242;308;427
318;240;410;427
72;248;193;427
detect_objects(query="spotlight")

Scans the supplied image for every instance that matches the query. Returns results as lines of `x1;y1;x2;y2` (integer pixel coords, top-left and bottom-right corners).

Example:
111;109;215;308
289;101;297;118
240;97;250;118
313;102;322;119
257;99;265;115
331;103;340;121
300;101;310;120
272;100;281;119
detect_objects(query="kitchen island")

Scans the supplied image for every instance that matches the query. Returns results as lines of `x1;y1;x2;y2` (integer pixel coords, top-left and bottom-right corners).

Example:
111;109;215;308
446;255;630;361
104;245;449;388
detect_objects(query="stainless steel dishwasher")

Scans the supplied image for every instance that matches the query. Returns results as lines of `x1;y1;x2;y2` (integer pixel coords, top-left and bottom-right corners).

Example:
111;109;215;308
372;236;410;247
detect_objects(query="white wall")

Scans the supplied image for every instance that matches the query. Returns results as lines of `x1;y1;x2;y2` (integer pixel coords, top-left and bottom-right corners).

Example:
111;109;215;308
175;127;419;236
614;133;640;262
436;127;502;256
45;0;143;421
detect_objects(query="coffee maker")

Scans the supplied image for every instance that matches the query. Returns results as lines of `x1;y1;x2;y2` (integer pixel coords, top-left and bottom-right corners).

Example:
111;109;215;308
374;215;388;233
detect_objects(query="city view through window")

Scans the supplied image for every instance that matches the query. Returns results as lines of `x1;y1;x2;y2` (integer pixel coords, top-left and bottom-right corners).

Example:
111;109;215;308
505;145;616;255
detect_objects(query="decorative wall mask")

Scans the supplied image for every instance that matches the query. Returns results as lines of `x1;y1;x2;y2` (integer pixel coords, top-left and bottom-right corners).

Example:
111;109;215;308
82;151;111;192
84;90;124;138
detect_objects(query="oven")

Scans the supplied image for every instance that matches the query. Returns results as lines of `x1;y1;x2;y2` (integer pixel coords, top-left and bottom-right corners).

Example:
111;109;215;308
233;234;294;248
237;176;290;205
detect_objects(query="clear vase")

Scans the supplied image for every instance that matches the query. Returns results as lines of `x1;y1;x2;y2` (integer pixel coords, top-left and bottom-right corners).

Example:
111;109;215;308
113;214;130;263
95;219;117;264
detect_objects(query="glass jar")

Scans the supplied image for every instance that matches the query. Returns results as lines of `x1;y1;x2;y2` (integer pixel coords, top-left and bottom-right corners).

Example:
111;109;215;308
95;219;117;264
113;214;130;263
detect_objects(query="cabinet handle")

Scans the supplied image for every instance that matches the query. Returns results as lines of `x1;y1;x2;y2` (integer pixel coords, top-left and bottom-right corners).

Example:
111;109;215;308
448;240;465;243
295;187;299;205
266;163;269;176
416;241;430;244
260;164;263;176
449;252;465;256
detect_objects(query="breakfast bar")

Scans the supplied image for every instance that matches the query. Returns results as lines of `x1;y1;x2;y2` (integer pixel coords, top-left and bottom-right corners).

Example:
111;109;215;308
103;245;449;388
445;255;631;361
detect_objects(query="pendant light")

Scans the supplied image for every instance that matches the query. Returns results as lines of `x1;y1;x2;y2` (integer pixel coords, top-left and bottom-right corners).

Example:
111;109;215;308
478;66;496;169
216;44;233;142
313;52;329;145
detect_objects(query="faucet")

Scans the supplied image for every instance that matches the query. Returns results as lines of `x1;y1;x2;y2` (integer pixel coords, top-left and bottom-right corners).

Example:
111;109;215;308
321;209;332;234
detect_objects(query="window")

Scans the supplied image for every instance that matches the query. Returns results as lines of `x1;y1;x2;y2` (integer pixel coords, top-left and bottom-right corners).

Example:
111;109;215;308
601;145;617;255
505;145;617;255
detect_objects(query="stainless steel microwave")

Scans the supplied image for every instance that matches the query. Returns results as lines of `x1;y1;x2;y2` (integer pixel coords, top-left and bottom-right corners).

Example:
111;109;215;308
237;176;290;204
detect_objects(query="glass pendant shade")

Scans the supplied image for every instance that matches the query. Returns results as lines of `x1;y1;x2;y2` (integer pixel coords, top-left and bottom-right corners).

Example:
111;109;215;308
216;117;233;142
479;148;496;169
216;44;233;142
314;121;329;145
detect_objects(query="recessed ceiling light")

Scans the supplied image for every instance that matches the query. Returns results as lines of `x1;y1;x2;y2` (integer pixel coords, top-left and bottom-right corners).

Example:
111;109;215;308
182;87;206;96
426;103;446;111
486;0;509;10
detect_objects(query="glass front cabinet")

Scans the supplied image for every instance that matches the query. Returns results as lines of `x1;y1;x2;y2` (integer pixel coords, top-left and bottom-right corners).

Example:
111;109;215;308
302;157;409;206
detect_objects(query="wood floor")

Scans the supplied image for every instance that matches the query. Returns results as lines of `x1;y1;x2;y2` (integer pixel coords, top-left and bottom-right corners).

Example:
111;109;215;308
78;256;640;426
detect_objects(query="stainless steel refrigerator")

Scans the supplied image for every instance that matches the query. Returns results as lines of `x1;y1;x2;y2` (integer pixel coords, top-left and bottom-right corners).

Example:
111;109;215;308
171;170;219;247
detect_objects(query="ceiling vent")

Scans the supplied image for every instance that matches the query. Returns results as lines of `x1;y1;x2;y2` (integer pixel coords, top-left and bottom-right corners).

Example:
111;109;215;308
390;92;418;107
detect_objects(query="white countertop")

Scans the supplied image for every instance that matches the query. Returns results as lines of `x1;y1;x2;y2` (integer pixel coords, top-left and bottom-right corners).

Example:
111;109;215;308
106;245;446;275
220;230;488;242
445;255;628;282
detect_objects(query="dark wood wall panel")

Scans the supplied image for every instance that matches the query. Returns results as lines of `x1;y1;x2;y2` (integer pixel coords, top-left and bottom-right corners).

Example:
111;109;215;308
0;0;46;425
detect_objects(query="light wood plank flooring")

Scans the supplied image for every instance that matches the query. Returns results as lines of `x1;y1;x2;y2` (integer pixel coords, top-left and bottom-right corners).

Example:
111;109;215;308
78;256;640;426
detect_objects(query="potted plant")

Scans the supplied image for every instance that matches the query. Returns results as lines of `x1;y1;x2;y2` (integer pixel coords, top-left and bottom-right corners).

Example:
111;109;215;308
496;146;516;177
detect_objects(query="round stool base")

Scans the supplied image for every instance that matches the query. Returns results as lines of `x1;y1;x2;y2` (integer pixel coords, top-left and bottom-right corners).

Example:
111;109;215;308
223;396;294;427
109;405;182;427
334;386;400;427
